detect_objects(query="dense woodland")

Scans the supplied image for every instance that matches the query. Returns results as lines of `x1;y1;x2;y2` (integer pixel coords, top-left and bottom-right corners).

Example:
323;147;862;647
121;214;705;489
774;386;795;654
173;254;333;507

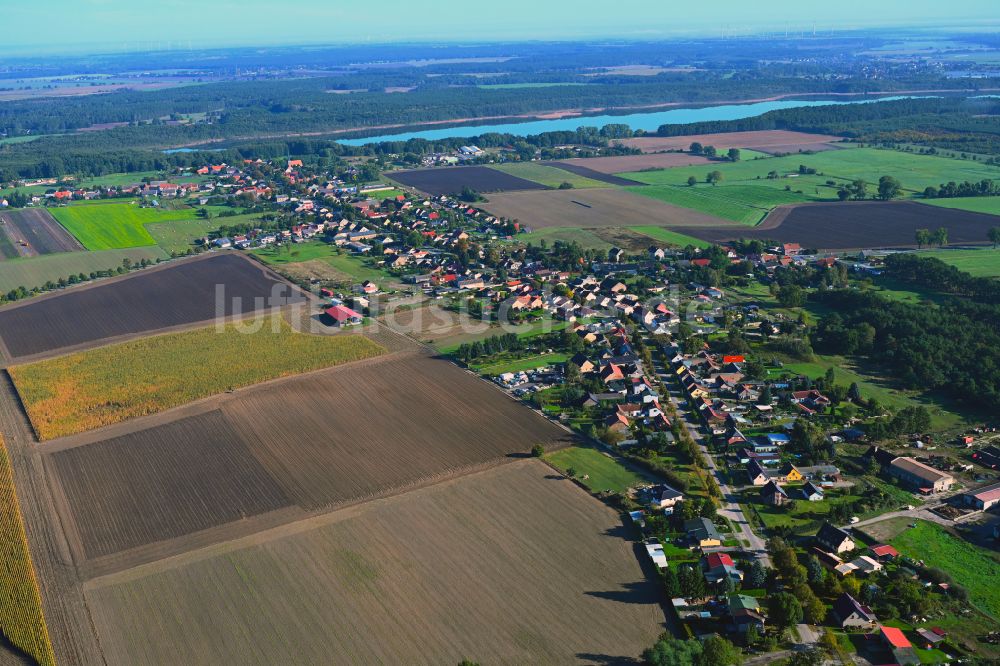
810;262;1000;413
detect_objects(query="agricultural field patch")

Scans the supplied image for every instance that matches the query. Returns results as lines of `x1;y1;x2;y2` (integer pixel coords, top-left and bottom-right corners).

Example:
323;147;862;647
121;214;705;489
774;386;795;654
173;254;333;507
669;201;1000;251
0;209;83;259
891;521;1000;620
916;247;1000;277
621;147;1000;195
145;216;250;255
545;445;651;494
616;130;844;153
488;162;609;188
481;187;735;230
626;183;814;226
44;351;571;562
0;437;55;666
923;195;1000;217
553;153;713;174
538;161;646;186
49;202;200;250
389;166;546;196
84;460;665;666
0;253;305;361
627;225;712;249
11;321;386;440
252;242;394;285
514;226;614;250
49;410;294;560
0;247;167;294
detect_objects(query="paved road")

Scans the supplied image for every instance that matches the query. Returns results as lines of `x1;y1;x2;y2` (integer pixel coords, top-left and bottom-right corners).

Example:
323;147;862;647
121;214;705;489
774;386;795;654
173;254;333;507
645;336;771;566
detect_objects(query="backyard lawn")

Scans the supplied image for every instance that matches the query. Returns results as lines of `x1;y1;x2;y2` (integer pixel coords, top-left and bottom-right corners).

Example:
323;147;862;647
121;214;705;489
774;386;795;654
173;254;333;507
545;446;649;494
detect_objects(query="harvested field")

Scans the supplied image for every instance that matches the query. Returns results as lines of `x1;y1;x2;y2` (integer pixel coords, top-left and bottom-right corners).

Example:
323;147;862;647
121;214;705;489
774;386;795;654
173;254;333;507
390;166;546;196
0;210;83;259
379;303;490;343
617;129;843;153
670;201;1000;250
48;410;294;560
550;153;713;174
0;253;305;362
84;460;666;666
482;187;735;229
541;161;645;186
11;321;386;440
44;352;571;562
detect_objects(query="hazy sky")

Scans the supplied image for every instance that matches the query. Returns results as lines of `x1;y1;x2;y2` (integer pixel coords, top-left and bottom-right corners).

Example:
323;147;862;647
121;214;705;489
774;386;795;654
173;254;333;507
5;0;999;54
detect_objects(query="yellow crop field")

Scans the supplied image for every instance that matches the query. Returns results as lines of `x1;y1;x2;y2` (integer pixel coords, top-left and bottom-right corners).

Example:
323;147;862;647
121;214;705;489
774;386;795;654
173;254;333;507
11;321;386;440
0;436;56;666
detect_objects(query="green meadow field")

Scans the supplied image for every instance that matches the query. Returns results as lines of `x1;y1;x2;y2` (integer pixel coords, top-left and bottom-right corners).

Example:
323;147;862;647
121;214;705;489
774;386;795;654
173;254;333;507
620;148;1000;194
489;162;607;188
50;202;199;250
625;183;814;225
917;247;1000;277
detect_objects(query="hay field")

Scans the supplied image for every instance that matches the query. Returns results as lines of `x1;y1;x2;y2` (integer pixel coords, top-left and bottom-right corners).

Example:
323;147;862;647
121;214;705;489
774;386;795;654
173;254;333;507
84;460;666;666
11;321;386;440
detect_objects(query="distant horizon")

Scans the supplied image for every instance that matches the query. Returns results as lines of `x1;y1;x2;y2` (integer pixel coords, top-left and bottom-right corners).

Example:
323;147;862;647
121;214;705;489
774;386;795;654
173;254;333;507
2;0;998;58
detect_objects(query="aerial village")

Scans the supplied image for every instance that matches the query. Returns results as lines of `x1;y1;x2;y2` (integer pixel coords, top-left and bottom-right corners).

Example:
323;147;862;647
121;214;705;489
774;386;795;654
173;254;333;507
7;149;1000;666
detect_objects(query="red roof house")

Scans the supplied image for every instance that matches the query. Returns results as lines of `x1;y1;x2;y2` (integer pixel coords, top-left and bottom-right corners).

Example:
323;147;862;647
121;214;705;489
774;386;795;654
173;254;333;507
324;305;363;327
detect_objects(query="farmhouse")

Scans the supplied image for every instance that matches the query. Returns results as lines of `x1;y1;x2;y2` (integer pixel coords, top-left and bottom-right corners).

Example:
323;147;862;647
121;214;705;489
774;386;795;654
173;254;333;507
647;484;684;512
961;481;1000;510
815;522;855;554
760;480;789;506
324;305;363;327
832;593;877;629
684;517;722;548
888;457;955;493
801;481;824;502
703;552;743;585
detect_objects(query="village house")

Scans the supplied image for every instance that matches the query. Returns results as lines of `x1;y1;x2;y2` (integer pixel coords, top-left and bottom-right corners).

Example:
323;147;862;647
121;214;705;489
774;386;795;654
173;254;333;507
814;522;855;554
832;593;878;629
684;517;722;549
703;552;743;585
760;480;789;506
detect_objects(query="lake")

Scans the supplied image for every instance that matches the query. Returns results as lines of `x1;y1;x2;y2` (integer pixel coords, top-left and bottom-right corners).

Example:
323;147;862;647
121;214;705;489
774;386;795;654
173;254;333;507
337;95;926;146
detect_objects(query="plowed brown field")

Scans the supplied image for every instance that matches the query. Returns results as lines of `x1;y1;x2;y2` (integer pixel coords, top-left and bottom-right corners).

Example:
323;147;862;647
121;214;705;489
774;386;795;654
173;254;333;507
84;460;667;666
44;352;572;564
0;253;305;362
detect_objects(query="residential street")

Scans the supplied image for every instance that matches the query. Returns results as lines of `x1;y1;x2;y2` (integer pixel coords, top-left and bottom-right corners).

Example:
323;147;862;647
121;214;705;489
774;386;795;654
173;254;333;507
645;335;772;567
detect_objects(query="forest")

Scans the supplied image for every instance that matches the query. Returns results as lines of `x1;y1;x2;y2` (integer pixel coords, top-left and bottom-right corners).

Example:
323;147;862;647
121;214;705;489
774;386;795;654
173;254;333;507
810;285;1000;413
